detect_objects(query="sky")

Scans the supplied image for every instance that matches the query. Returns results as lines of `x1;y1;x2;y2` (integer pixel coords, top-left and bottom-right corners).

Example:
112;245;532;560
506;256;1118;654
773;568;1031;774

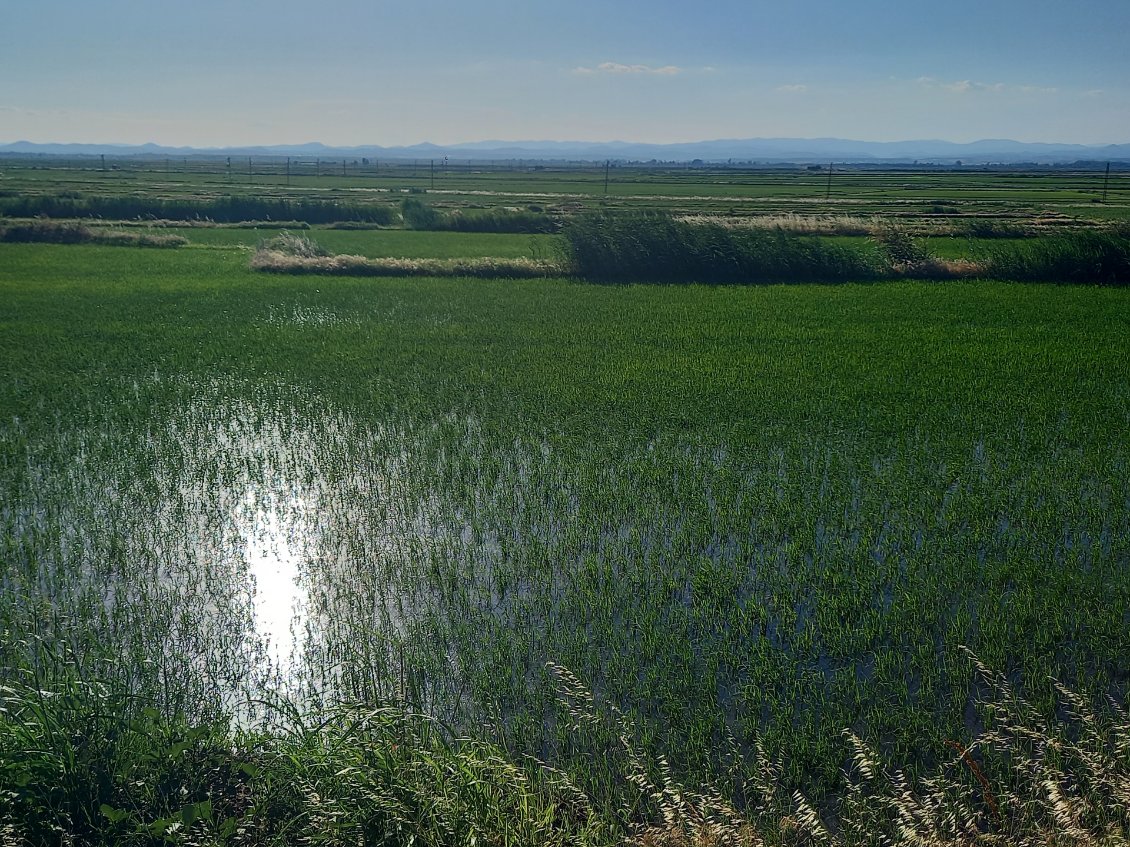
2;0;1128;147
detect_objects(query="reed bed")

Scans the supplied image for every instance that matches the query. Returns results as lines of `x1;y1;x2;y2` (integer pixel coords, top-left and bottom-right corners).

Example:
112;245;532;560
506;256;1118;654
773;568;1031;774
560;212;886;283
0;220;187;247
0;194;399;226
983;225;1130;284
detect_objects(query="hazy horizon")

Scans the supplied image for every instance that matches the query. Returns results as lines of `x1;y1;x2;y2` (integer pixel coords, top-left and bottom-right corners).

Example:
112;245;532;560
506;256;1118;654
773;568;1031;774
2;0;1127;147
4;135;1130;151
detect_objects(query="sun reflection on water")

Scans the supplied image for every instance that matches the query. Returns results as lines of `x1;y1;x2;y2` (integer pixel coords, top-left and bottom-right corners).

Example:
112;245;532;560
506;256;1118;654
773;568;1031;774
237;486;312;675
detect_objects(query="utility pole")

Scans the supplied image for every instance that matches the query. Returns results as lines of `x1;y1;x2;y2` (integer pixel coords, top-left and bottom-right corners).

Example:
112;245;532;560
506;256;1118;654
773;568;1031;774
248;157;253;184
430;159;435;190
286;157;291;187
604;159;611;194
342;160;347;178
1103;161;1111;203
825;162;834;201
100;154;106;172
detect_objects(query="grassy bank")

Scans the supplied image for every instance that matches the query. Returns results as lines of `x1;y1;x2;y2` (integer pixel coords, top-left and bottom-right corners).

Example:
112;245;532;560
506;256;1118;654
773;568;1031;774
3;654;1128;846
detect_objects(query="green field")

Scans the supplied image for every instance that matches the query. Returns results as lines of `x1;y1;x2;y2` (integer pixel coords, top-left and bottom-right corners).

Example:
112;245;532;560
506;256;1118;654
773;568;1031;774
2;166;1129;843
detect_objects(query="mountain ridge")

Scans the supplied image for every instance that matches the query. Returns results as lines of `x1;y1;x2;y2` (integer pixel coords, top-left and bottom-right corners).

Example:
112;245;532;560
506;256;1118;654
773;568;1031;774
3;137;1130;164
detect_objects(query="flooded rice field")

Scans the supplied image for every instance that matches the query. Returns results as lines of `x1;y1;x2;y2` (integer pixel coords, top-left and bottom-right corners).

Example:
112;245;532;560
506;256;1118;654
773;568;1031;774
3;372;1127;794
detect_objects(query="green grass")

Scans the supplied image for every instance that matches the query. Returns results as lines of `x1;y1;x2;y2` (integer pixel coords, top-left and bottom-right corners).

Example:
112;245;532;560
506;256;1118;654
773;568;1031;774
1;233;1129;841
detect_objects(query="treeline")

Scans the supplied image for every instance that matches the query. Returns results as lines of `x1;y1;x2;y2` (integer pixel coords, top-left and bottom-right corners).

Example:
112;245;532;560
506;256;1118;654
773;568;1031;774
0;194;399;225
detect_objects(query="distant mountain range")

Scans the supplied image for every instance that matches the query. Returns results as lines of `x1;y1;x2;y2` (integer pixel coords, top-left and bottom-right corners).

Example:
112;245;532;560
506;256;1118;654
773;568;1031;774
3;137;1129;164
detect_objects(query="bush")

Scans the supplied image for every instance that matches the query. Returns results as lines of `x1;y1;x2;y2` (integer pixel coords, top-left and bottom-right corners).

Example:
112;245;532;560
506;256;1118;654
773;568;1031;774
560;212;884;284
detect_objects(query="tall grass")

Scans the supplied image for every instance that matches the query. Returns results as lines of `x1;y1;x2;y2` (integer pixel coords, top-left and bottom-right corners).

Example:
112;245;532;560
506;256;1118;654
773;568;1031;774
553;656;1130;847
561;213;884;284
984;226;1130;285
6;651;1125;846
0;676;607;846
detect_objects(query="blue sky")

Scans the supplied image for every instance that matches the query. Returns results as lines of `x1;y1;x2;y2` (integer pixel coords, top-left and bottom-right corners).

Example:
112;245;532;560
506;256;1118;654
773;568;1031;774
2;0;1127;146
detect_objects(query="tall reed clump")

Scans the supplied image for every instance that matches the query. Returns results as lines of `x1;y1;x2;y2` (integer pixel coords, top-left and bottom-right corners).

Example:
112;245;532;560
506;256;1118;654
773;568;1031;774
983;225;1130;285
560;213;884;284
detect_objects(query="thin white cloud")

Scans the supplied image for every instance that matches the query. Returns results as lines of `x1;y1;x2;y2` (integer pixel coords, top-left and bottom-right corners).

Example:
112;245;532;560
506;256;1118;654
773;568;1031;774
917;77;1007;94
776;84;807;93
940;79;1005;93
916;77;1058;95
574;62;682;76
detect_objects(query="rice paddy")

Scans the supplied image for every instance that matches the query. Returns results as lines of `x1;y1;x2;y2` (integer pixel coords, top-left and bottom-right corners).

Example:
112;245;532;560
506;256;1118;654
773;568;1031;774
1;162;1129;843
